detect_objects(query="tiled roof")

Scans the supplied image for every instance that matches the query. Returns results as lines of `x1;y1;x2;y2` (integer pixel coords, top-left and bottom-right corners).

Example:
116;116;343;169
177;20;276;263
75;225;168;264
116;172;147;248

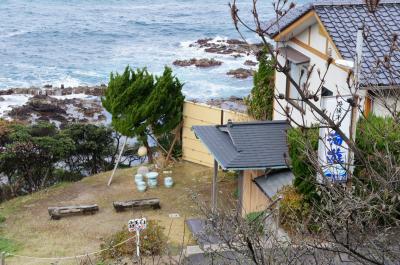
266;0;400;87
192;120;289;170
254;169;294;198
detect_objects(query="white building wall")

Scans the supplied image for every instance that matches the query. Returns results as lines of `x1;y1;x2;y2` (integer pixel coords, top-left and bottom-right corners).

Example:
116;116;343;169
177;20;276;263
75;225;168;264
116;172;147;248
297;28;309;44
372;97;398;117
309;24;327;54
273;39;350;125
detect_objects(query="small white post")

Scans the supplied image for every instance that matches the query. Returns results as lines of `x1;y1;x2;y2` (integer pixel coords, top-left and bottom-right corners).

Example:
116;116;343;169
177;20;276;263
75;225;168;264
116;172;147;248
0;252;5;265
107;136;128;186
136;230;140;259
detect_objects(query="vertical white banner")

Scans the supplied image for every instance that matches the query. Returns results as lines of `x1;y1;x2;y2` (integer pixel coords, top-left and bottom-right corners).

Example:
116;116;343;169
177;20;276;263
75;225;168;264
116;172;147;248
317;96;353;183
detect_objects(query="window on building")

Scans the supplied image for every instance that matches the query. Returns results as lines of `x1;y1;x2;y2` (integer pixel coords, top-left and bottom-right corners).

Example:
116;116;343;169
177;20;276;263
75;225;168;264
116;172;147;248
286;62;308;111
364;95;373;117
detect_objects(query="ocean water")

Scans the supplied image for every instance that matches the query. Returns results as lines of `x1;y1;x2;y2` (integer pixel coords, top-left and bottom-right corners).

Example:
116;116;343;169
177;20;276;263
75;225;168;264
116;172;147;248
0;0;301;99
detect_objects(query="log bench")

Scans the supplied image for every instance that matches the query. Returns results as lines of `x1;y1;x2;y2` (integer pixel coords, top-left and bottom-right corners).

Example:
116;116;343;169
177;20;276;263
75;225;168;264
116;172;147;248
113;198;161;212
48;204;99;220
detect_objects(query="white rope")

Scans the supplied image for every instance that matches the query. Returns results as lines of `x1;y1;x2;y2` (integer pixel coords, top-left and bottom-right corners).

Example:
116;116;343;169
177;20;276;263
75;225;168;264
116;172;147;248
5;235;136;260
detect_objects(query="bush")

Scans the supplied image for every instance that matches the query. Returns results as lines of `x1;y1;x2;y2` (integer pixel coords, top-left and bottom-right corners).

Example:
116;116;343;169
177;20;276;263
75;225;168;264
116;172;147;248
287;127;319;201
278;186;310;232
246;211;265;234
0;122;123;201
355;115;400;223
100;220;166;260
62;123;116;175
0;214;5;224
52;169;84;182
157;132;182;159
0;185;13;203
244;50;275;120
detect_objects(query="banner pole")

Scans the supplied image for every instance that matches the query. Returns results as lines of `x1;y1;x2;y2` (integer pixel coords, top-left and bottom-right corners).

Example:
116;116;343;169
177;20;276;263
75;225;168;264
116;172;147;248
136;230;140;259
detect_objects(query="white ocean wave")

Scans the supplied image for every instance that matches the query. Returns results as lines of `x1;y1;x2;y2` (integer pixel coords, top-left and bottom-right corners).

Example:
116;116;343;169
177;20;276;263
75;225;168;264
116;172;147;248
0;94;32;118
52;93;98;100
73;70;103;78
183;79;248;99
52;76;85;88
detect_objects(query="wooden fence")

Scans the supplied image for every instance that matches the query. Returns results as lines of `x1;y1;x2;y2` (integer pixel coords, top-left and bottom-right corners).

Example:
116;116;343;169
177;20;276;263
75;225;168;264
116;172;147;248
182;101;253;167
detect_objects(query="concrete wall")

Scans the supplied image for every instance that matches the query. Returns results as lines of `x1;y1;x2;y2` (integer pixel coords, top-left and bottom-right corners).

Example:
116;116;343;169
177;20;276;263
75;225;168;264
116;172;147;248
182;101;253;167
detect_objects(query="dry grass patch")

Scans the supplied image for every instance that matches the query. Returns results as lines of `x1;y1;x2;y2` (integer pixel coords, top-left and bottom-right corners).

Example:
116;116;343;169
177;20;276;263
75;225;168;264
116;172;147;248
0;161;236;265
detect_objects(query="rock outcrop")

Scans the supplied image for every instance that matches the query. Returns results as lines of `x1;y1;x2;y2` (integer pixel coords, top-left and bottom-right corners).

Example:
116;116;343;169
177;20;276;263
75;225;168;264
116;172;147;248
244;60;257;66
173;58;222;68
189;38;263;57
7;95;106;127
226;68;255;79
0;85;106;97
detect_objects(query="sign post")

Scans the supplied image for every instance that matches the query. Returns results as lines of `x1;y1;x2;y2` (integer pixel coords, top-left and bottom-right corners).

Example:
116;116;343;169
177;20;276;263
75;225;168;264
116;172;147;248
128;218;147;260
318;96;356;183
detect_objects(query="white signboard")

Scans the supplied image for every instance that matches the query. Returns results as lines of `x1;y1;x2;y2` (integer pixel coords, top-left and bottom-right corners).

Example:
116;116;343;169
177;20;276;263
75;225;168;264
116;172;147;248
317;96;354;183
128;218;147;232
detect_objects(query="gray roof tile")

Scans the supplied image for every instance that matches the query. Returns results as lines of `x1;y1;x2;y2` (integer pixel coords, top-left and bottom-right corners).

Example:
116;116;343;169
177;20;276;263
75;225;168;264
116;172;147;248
254;170;294;198
266;0;400;87
192;121;289;169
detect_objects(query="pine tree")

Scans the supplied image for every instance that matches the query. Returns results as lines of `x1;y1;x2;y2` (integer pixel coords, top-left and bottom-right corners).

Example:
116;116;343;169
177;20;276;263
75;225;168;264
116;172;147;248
102;66;184;163
144;67;185;135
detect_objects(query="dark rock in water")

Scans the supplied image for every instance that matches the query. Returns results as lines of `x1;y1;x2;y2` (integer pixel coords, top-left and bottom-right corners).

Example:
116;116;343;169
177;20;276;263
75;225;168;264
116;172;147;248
195;38;213;46
7;94;105;125
173;59;194;67
203;97;247;113
28;95;66;113
226;68;255;79
9;95;67;122
226;39;247;45
190;38;262;57
244;60;257;66
0;89;14;96
37;116;50;122
97;114;106;121
173;58;222;68
228;96;243;101
194;58;222;68
232;54;243;58
0;97;5;102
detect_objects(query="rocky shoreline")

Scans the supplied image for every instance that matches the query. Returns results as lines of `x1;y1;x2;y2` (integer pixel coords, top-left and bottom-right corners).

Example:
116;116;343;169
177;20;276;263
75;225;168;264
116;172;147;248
0;84;247;127
0;85;106;97
8;94;106;127
0;85;108;127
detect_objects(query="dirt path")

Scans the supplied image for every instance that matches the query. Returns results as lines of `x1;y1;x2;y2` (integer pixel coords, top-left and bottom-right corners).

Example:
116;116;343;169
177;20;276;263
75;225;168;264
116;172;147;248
0;161;237;265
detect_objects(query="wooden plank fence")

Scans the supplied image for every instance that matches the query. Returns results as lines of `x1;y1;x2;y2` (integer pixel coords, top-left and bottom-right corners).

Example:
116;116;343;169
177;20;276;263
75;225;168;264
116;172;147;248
182;101;253;167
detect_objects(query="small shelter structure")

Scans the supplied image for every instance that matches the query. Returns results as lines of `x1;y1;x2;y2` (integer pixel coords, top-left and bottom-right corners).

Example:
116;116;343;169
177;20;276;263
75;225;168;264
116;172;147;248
193;120;293;216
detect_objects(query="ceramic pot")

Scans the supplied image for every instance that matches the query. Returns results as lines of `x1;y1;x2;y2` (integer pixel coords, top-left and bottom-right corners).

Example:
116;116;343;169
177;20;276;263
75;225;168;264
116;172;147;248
146;172;159;179
148;179;157;188
136;181;147;192
134;174;143;184
164;177;174;188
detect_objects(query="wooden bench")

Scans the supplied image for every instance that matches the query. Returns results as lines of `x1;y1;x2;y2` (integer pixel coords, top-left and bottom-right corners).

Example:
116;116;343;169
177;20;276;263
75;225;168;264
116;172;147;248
113;198;161;212
48;204;99;220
